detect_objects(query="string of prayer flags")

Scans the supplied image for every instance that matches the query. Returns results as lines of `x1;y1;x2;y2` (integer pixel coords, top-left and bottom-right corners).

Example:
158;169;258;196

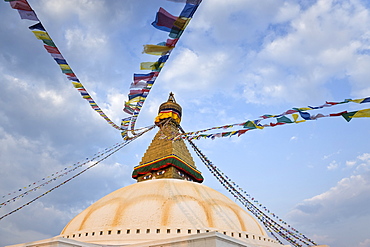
121;0;202;139
0;142;127;207
0;126;154;220
174;97;370;140
166;0;202;4
185;134;317;246
5;0;122;131
177;107;370;140
261;96;370;120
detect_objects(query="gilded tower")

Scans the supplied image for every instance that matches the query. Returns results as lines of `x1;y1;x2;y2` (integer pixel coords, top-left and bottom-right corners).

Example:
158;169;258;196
132;93;204;183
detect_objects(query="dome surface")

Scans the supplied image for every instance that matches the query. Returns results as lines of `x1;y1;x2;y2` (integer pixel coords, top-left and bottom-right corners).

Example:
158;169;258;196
60;179;271;245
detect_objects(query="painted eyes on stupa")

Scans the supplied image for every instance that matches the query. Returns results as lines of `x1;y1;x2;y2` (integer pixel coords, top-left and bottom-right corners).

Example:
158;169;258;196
143;174;152;180
156;170;166;176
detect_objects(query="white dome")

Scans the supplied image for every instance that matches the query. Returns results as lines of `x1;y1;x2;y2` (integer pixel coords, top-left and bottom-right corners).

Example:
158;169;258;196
60;179;274;245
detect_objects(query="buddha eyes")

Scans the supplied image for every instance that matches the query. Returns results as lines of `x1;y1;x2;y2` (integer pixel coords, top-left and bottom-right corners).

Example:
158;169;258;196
156;170;165;176
143;174;152;180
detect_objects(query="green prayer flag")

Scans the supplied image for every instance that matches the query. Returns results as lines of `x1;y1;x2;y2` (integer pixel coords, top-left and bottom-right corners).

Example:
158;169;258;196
277;116;294;123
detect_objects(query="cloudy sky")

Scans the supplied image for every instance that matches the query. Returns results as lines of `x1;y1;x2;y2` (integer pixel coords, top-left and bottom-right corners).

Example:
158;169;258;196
1;0;370;246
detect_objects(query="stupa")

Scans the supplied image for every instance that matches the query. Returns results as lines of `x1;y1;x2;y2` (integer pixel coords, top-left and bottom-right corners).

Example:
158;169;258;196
7;93;290;247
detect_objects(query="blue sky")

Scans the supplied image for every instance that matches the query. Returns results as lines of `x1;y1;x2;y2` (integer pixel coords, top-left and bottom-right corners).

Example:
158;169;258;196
1;0;370;246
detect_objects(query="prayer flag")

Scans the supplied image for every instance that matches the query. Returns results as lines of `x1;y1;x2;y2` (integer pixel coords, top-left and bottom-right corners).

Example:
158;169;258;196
330;111;347;117
128;93;142;100
173;17;189;30
44;45;60;54
237;129;249;136
127;96;142;104
65;73;76;77
123;105;135;115
143;44;173;55
72;82;83;88
130;81;147;89
276;116;293;123
292;114;306;123
166;0;202;3
310;113;326;120
50;53;64;59
152;7;178;32
54;58;67;65
158;54;169;63
28;22;45;31
140;61;164;71
180;3;199;18
243;121;257;129
62;69;73;74
140;62;155;70
42;39;56;47
10;0;32;11
133;72;156;84
166;38;179;47
351;97;370;104
130;89;149;95
349;99;364;103
18;9;38;21
169;26;184;39
299;111;311;120
269;122;286;127
342;108;370;122
68;76;79;82
32;31;51;40
59;64;71;70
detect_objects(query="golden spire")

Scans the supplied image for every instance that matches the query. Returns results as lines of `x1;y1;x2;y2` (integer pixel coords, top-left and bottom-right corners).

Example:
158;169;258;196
132;93;203;183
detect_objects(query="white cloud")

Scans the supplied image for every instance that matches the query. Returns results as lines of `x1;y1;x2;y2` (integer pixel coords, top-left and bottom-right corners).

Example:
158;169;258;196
274;2;301;23
346;160;356;167
288;171;370;225
238;0;370;104
358;153;370;161
327;160;338;170
290;136;298;141
358;239;370;247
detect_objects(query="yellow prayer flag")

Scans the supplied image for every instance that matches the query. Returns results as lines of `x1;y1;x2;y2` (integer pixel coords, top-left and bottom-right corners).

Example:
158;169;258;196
140;62;156;70
349;98;365;103
174;17;190;30
296;107;311;111
32;31;51;40
72;82;83;88
143;44;173;55
127;97;142;104
292;114;306;123
59;64;71;70
352;108;370;118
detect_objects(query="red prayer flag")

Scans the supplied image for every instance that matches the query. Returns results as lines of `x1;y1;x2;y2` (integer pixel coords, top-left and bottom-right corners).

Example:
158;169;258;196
10;0;32;11
44;45;60;54
152;7;178;32
330;111;347;117
269;122;286;127
166;38;179;47
237;129;249;136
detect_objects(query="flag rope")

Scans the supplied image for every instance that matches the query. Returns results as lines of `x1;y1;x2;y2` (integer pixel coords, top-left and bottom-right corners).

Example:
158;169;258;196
0;125;154;221
180;125;318;246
